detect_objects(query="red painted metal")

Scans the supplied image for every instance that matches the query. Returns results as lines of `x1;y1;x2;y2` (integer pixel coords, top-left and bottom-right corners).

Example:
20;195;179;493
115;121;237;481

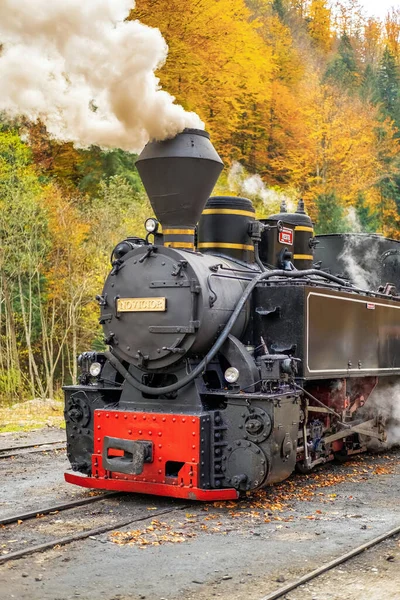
65;409;238;501
64;472;238;500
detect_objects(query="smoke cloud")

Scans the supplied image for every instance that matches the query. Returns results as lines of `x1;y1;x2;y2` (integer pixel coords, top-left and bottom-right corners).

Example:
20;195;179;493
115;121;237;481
0;0;203;151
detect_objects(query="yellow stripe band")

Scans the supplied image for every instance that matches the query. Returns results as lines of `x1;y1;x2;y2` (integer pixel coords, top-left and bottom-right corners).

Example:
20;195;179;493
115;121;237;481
293;254;314;260
202;209;255;218
295;226;314;232
198;242;254;251
164;242;195;249
163;228;195;235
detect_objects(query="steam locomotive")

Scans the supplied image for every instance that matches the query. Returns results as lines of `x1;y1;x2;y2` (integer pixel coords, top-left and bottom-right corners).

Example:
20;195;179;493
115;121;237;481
64;129;400;500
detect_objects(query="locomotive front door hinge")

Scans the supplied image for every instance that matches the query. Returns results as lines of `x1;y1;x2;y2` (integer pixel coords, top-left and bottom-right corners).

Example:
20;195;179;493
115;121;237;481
171;260;188;277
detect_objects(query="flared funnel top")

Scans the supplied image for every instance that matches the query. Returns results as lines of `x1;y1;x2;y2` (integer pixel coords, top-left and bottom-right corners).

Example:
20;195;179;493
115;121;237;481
136;129;224;231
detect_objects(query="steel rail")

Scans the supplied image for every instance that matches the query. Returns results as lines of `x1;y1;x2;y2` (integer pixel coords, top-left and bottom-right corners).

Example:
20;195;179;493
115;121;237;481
0;439;65;454
0;492;119;527
0;505;189;565
259;524;400;600
0;444;66;460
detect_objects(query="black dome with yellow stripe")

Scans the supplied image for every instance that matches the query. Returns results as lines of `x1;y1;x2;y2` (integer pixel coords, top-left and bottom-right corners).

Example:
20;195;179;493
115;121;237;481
197;196;255;262
265;199;315;269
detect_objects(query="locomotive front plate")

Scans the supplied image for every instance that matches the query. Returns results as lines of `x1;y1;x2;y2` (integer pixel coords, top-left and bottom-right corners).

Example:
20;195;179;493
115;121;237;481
117;297;166;312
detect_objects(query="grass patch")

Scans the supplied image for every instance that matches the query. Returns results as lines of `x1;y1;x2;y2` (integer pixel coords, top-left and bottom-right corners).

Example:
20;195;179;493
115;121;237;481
0;399;64;433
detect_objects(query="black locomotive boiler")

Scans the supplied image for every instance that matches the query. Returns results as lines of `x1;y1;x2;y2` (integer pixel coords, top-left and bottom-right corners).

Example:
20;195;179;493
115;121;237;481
64;129;400;500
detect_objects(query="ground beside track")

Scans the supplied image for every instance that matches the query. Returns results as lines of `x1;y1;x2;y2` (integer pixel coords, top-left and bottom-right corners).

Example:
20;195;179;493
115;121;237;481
287;533;400;600
1;428;400;600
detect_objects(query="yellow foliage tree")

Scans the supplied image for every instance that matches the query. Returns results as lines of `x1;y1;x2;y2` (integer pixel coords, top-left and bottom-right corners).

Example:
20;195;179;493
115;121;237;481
132;0;273;162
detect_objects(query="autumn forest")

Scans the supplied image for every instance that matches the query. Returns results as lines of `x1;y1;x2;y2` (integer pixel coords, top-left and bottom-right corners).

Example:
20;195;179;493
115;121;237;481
1;0;400;402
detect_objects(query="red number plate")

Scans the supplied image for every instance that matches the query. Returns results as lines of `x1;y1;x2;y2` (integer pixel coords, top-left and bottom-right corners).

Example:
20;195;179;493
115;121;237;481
279;227;293;245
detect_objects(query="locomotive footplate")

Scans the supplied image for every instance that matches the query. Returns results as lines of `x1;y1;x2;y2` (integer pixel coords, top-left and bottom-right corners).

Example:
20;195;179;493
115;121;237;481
64;409;238;501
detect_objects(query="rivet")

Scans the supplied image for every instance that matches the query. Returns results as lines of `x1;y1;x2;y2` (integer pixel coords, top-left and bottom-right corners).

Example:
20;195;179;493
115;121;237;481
148;431;152;436
192;418;196;423
182;418;186;422
143;415;146;420
128;430;132;435
115;414;118;419
158;444;162;448
139;430;142;434
106;414;109;418
158;469;162;474
192;458;196;462
172;417;176;422
158;457;162;462
124;476;128;480
192;432;196;436
192;445;196;449
124;415;127;420
133;415;137;420
152;416;156;421
162;417;166;422
97;425;101;430
158;432;162;437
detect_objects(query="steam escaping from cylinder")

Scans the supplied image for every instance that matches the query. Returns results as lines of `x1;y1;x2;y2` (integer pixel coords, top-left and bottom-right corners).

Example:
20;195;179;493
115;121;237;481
363;381;400;448
0;0;203;151
338;235;381;290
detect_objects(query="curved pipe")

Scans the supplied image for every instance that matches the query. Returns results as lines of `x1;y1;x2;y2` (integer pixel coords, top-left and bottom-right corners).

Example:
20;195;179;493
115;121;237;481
104;268;352;396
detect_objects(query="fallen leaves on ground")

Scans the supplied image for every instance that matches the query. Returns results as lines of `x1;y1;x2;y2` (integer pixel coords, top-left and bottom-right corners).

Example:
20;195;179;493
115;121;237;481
109;452;400;548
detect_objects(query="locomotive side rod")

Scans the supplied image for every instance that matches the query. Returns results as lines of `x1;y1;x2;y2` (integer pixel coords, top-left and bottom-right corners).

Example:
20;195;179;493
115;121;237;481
105;269;352;396
259;524;400;600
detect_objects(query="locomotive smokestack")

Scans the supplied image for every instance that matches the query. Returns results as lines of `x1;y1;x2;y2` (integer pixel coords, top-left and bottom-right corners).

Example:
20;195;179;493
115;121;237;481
136;128;223;249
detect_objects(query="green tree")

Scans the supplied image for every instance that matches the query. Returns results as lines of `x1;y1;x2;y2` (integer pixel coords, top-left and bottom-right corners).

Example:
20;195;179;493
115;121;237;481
314;192;347;233
378;46;400;124
324;33;359;91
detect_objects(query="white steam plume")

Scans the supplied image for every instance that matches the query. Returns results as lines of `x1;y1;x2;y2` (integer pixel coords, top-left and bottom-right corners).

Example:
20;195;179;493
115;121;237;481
338;235;381;290
0;0;203;151
362;380;400;448
227;161;296;214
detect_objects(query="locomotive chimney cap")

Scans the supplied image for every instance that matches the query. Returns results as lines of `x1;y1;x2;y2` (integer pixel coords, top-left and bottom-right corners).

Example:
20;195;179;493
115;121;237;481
136;128;224;234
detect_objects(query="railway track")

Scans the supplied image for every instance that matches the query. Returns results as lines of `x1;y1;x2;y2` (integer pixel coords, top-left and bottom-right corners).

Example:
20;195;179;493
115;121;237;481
0;503;189;565
0;439;66;460
259;524;400;600
0;492;119;526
